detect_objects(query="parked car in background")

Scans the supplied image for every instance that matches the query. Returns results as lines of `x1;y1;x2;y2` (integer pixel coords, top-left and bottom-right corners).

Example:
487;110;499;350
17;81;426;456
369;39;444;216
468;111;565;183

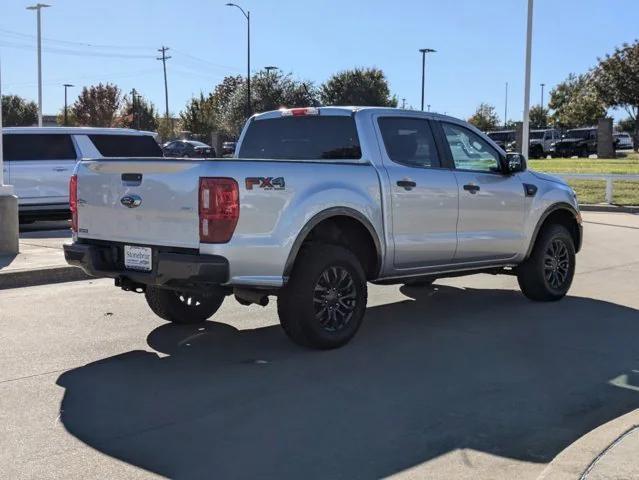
487;130;516;151
221;141;237;157
162;140;216;158
552;127;597;158
1;127;161;221
614;132;634;150
65;106;582;349
528;129;562;158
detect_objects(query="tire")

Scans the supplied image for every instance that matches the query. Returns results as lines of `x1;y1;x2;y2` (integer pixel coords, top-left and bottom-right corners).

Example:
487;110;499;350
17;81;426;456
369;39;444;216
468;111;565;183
579;146;589;158
530;146;543;159
277;244;368;349
517;224;575;301
144;286;225;324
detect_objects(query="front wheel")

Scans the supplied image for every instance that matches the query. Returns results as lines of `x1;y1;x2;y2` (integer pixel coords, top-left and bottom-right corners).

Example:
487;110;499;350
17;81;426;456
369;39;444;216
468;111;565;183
145;286;225;324
517;224;575;301
277;244;367;349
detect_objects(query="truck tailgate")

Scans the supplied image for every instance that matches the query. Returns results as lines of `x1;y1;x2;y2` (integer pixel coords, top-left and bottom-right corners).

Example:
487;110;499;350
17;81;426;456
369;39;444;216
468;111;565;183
76;159;202;249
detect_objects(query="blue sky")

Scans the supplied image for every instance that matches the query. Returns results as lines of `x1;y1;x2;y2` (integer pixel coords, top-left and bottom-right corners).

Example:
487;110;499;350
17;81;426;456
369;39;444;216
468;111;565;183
0;0;636;121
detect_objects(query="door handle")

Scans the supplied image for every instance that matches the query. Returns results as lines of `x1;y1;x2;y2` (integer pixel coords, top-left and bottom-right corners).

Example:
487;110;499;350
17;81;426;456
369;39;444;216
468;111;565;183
396;180;417;190
463;184;480;194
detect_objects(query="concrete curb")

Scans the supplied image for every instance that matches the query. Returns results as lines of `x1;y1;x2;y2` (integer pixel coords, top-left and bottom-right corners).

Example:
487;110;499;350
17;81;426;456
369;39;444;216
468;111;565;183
537;409;639;480
580;204;639;214
0;266;90;290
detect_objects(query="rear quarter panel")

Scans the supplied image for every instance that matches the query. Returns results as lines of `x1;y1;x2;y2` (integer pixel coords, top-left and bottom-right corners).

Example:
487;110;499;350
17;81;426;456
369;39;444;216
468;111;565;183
199;160;384;287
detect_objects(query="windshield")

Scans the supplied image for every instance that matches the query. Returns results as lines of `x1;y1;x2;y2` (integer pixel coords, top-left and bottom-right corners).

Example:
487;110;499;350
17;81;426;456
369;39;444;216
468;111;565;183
239;116;361;160
529;131;545;139
187;141;210;147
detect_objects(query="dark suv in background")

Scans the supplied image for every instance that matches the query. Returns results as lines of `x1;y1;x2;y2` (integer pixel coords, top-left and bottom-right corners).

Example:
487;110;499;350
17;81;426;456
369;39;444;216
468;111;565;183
552;127;597;158
487;130;516;151
162;140;216;158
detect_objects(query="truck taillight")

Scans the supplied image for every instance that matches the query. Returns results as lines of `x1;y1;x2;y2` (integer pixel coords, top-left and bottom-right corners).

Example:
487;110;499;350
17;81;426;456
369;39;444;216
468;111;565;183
199;178;239;243
69;174;78;232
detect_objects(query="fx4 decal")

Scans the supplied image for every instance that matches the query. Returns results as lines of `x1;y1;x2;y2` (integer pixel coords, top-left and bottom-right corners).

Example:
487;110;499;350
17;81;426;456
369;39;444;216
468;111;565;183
245;177;286;191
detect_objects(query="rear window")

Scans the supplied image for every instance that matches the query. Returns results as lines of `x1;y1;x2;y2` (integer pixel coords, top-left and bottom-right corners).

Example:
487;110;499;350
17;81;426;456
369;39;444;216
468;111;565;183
89;134;163;157
238;116;361;160
3;134;76;161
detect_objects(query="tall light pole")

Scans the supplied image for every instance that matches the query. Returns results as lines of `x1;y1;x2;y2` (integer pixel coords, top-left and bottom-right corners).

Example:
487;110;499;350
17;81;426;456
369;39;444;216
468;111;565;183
226;3;251;116
540;83;545;107
419;48;436;111
26;4;50;128
63;83;73;126
522;0;534;159
504;82;509;128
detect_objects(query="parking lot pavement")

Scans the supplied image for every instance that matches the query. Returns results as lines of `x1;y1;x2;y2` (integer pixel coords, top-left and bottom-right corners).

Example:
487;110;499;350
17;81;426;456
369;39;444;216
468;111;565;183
0;212;638;480
0;223;85;289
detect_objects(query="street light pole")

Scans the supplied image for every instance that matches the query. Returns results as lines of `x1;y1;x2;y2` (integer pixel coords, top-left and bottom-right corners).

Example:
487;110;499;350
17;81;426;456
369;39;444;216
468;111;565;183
504;82;509;128
522;0;534;159
419;48;436;111
27;4;50;127
540;83;545;107
226;3;251;116
63;83;73;126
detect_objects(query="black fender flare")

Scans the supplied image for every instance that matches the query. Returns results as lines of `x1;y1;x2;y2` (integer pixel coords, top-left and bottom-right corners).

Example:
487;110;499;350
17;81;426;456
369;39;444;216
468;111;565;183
525;202;582;259
283;207;383;279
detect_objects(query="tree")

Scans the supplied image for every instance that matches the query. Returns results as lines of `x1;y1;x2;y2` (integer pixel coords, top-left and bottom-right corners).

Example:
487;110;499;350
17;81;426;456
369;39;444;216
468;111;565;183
116;90;159;131
467;103;500;131
218;71;317;137
180;93;217;138
529;105;550;129
593;41;639;151
617;117;636;134
548;73;606;128
320;67;397;107
1;94;38;126
71;83;122;127
156;117;178;143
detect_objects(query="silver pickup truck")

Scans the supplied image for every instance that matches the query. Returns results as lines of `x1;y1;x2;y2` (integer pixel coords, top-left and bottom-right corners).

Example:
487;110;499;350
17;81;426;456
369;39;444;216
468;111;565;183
64;106;582;349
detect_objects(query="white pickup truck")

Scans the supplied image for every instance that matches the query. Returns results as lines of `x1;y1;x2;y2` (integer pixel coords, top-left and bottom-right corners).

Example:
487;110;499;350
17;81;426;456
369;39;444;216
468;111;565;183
65;107;582;349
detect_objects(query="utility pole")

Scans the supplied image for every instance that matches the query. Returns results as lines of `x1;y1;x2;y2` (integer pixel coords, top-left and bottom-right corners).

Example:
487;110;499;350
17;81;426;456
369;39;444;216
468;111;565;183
427;104;431;112
540;83;545;107
522;0;534;160
27;3;50;127
419;48;436;111
157;46;171;120
63;83;73;126
401;98;406;109
504;81;509;128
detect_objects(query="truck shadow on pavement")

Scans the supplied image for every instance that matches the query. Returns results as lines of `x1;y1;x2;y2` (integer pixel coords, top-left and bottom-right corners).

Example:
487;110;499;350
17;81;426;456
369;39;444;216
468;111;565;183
56;285;639;479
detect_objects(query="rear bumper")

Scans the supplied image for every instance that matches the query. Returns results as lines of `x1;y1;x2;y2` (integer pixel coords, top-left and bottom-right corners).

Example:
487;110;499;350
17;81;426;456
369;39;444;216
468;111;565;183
63;242;229;287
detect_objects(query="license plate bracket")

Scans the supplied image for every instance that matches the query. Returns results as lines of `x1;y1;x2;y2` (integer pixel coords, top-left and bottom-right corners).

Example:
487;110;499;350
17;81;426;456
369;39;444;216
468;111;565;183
124;245;152;272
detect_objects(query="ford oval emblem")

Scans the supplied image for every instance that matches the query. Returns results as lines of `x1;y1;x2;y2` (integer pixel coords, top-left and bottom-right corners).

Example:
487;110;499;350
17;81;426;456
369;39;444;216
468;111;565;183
120;194;142;208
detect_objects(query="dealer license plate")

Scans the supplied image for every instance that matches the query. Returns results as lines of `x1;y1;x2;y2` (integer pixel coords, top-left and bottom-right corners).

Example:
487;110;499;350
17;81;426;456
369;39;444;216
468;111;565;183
124;245;152;272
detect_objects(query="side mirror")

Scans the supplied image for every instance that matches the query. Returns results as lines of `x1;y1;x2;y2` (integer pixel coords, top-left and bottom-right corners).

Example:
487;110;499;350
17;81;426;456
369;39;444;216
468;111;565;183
506;153;526;173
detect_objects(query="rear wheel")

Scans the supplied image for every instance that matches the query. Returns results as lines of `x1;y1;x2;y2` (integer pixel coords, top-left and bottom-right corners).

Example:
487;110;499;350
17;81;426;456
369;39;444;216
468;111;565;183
145;286;225;324
517;224;575;301
278;244;367;349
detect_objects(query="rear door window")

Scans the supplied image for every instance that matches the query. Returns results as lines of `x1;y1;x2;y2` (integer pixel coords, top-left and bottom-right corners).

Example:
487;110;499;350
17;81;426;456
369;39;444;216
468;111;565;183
377;117;441;168
88;134;163;157
3;134;77;161
238;116;361;160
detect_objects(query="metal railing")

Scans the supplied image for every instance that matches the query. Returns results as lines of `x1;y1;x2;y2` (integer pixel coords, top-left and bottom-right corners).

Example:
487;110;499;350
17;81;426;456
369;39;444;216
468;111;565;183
555;173;639;204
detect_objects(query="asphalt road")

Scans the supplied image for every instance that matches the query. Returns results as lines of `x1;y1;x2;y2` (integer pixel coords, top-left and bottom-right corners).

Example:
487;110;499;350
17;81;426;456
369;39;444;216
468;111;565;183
1;212;638;480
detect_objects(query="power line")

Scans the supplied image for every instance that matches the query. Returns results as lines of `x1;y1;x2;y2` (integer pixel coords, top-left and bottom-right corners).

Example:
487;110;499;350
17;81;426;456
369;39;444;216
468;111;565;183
0;26;155;50
157;46;171;119
0;39;155;59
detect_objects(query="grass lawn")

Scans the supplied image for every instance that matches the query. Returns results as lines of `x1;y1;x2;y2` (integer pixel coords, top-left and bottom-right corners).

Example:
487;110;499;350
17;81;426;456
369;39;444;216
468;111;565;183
529;152;639;205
